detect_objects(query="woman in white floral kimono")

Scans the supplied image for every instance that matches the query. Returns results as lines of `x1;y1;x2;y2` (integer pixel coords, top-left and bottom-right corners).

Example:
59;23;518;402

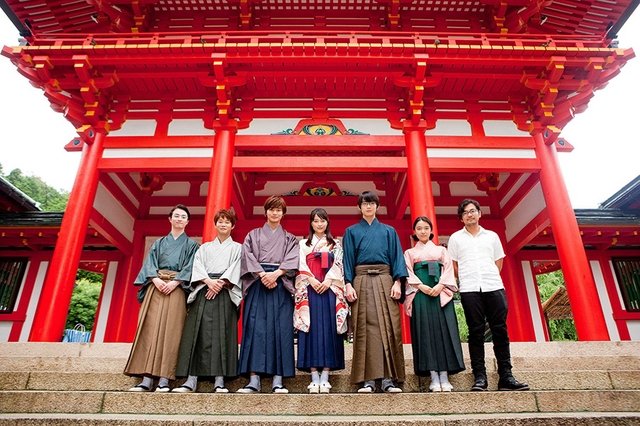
294;208;348;393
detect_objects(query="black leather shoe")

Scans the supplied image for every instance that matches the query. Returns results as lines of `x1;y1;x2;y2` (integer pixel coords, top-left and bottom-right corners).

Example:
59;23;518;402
498;376;530;391
471;376;488;391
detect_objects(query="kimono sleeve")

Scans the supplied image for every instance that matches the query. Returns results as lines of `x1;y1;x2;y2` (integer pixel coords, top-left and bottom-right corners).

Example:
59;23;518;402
342;227;356;284
221;242;243;306
134;237;162;286
404;248;421;287
175;239;199;286
325;239;344;283
439;246;458;292
389;227;409;281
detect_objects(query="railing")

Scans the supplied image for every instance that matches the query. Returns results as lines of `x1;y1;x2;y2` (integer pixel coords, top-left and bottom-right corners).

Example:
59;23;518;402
24;30;609;50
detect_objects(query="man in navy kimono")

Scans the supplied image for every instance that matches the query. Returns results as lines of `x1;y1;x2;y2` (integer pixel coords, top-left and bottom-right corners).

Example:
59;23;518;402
342;191;407;393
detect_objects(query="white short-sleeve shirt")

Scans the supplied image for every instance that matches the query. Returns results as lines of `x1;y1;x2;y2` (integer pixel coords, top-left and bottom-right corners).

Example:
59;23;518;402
447;226;506;293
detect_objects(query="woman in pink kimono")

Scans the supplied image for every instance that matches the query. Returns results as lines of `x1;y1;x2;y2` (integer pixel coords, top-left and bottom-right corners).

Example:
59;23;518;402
294;208;348;393
404;216;465;392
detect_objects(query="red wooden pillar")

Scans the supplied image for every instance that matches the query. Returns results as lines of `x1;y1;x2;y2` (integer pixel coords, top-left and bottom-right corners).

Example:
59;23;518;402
534;132;609;340
104;230;145;342
202;126;237;242
404;125;438;238
500;254;536;341
402;125;438;344
29;129;105;341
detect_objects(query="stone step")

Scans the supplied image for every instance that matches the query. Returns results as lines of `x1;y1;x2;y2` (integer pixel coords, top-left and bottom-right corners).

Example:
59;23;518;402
1;342;639;373
1;412;639;426
0;390;639;416
1;369;638;393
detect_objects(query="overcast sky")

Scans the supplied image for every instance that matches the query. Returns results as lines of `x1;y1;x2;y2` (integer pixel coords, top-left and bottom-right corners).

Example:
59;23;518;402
1;10;638;208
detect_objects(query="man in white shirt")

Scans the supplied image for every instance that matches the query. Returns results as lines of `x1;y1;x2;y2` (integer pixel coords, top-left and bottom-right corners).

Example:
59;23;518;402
447;199;529;392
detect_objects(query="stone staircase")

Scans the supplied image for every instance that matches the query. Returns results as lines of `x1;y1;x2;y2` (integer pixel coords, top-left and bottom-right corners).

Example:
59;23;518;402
1;341;639;425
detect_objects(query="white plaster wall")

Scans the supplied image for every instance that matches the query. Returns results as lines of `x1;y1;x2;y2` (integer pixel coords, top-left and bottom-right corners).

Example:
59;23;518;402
627;321;640;340
341;119;401;135
426;119;472;136
500;173;530;209
109;173;140;209
504;182;545;242
427;148;535;159
148;206;207;217
109;120;157;136
521;261;547;342
102;147;213;159
92;261;119;343
238;118;402;135
168;119;214;135
590;260;620;341
0;322;11;342
483;120;530;137
94;183;135;243
19;261;48;342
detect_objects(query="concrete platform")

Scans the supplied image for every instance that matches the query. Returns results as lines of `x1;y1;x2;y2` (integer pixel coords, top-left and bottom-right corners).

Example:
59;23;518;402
1;412;639;426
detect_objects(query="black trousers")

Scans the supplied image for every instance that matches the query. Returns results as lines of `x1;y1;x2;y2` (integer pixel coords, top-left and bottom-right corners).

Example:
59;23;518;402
460;289;512;379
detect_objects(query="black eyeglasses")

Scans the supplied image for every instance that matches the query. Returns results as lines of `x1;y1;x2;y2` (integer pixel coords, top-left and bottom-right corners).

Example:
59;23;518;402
463;209;478;216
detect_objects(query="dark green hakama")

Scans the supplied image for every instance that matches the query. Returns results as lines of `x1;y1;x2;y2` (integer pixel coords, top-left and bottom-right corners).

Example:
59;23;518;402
410;262;465;376
176;289;238;378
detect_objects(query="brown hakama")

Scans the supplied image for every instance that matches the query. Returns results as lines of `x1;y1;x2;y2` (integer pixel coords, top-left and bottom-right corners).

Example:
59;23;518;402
124;284;187;379
350;264;405;384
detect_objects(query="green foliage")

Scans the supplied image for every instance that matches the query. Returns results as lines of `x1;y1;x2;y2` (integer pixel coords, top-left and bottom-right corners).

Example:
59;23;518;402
76;269;103;284
454;300;469;342
65;276;102;331
537;270;577;341
2;167;68;211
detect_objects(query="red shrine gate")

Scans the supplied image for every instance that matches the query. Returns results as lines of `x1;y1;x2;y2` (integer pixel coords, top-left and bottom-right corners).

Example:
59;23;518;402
0;0;638;343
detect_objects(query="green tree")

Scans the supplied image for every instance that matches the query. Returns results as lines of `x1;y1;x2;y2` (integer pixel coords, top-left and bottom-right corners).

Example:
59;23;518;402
454;301;469;342
537;270;577;341
65;277;102;331
3;167;68;211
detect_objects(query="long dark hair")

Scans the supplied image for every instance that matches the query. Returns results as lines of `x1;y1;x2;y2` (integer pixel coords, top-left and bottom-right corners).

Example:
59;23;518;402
305;208;336;247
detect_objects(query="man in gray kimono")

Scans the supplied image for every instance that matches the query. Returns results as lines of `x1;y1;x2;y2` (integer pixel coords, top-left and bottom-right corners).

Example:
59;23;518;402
237;196;299;393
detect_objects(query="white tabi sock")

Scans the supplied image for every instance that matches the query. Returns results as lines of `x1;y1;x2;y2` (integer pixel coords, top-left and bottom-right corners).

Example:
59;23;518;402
320;370;330;384
311;371;320;384
438;371;450;385
140;376;154;389
214;376;224;389
430;371;441;385
183;375;198;390
272;375;284;389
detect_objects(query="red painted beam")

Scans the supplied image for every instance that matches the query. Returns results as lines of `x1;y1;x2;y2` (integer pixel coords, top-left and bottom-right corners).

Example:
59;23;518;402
89;210;133;256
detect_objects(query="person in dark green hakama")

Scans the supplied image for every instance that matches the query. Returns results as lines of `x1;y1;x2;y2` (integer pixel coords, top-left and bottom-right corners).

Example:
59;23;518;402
404;216;465;392
172;209;242;393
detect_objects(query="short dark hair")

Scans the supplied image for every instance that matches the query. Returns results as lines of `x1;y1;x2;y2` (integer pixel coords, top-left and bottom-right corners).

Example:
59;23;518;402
411;216;435;242
357;190;380;207
214;209;237;227
264;195;287;214
169;204;191;219
457;199;481;219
